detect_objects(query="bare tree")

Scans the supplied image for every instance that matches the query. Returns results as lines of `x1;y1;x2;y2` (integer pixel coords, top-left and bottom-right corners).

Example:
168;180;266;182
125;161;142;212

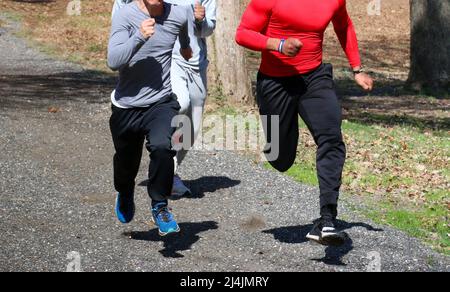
407;0;449;96
207;0;252;103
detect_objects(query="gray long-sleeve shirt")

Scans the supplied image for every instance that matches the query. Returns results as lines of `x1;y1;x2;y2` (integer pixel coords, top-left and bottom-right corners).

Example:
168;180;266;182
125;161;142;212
108;2;191;108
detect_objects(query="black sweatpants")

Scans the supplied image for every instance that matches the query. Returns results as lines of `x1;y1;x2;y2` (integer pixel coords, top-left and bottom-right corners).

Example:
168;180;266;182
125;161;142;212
109;95;181;203
256;63;346;218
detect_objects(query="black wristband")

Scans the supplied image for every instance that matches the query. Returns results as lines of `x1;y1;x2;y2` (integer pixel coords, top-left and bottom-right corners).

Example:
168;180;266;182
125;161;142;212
353;67;365;75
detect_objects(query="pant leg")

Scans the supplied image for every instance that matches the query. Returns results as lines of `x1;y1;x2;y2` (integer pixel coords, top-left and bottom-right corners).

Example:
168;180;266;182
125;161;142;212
176;66;208;166
171;60;191;169
171;60;191;114
256;72;303;172
140;96;181;202
298;64;346;218
109;105;144;196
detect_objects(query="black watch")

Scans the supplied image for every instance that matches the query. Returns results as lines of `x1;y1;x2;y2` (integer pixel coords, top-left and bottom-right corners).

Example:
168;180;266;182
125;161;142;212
353;67;365;75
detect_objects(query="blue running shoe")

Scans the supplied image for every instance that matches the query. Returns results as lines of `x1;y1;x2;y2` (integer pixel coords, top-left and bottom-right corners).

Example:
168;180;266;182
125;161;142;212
152;203;180;236
115;192;135;224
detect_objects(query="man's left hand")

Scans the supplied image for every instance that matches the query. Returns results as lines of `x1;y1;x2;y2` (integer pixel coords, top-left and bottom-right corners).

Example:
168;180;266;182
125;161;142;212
180;47;193;61
355;72;374;91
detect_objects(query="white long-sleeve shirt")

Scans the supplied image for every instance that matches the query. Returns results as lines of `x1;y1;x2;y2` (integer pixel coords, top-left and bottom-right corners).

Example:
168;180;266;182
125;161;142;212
166;0;216;70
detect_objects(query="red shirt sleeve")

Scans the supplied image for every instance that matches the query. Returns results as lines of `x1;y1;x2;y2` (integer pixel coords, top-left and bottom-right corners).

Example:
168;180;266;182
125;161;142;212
235;0;276;51
332;0;361;68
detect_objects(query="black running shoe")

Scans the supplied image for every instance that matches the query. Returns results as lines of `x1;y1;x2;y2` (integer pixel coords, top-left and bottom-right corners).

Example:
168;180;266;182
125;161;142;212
306;218;346;246
306;219;322;243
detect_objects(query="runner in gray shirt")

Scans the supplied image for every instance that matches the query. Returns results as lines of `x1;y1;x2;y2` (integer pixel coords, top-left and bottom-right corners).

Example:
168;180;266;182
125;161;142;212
107;0;193;237
112;0;216;198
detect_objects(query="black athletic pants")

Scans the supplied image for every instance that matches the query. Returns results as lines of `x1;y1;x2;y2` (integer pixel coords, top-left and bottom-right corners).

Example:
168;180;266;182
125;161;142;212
109;95;180;204
256;63;346;219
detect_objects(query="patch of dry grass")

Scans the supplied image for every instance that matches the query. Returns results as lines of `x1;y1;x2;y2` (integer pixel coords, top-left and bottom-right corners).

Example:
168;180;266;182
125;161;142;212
0;0;113;71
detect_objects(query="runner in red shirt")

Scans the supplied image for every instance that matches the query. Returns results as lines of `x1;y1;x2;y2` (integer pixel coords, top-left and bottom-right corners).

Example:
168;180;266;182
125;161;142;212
236;0;373;245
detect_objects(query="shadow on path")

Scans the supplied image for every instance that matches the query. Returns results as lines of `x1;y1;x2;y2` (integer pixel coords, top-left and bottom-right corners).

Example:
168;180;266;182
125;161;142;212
263;220;383;266
139;176;241;199
123;221;219;258
249;72;449;131
0;71;116;109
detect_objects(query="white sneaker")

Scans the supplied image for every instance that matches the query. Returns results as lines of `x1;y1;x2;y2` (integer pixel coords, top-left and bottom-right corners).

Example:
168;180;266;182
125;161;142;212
171;175;192;198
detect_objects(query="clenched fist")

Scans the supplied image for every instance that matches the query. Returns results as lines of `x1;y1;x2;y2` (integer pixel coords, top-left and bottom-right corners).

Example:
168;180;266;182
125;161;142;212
140;18;156;39
281;38;303;57
194;0;206;22
355;72;374;91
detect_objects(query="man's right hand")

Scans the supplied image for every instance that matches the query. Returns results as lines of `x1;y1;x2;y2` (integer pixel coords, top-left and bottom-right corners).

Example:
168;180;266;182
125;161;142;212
194;0;206;22
140;18;156;39
281;38;303;57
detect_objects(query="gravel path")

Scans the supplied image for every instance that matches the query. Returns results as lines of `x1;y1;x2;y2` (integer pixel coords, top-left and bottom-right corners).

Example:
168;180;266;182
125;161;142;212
0;15;448;272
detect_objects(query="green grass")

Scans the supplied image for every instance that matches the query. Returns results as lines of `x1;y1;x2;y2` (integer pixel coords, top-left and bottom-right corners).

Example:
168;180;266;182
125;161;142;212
265;162;318;186
383;209;426;238
366;202;450;256
285;164;318;186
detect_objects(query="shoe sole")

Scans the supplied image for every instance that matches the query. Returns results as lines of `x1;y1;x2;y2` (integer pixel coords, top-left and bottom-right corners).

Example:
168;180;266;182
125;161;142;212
306;232;347;246
321;232;347;246
306;233;328;245
151;217;181;237
159;226;181;237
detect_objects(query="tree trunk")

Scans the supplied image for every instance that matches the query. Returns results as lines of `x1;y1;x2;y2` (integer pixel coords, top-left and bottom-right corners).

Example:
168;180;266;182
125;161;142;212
407;0;450;95
207;0;252;103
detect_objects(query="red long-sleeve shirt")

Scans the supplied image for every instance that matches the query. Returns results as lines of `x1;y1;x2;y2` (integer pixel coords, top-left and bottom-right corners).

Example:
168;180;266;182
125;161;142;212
236;0;361;77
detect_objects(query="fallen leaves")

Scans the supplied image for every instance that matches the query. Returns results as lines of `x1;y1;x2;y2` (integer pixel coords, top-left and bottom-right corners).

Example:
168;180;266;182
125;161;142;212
298;122;449;211
47;106;60;113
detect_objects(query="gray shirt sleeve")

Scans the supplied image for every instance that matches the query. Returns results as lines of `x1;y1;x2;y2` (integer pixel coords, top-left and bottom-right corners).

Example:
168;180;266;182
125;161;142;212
194;0;216;38
107;11;147;71
111;0;132;19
